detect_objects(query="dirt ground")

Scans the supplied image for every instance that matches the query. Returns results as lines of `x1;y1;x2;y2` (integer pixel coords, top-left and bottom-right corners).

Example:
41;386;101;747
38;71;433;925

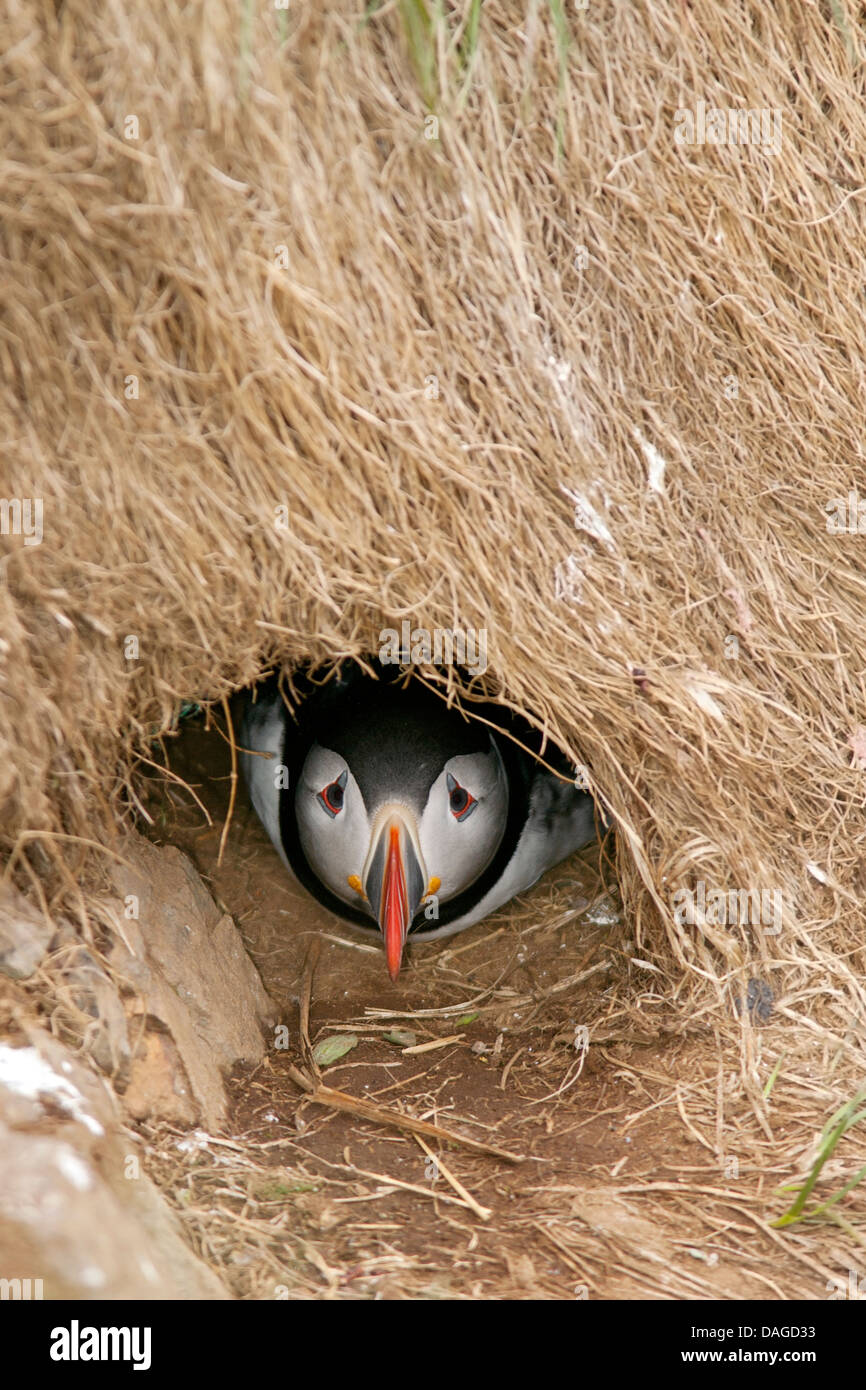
136;718;858;1300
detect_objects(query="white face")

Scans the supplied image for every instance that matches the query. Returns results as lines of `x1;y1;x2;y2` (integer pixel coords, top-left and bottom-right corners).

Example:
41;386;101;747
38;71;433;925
295;738;509;917
296;744;372;912
418;747;508;902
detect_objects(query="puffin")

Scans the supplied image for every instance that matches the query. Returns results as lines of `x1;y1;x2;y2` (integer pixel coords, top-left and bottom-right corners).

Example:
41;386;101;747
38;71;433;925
239;665;600;981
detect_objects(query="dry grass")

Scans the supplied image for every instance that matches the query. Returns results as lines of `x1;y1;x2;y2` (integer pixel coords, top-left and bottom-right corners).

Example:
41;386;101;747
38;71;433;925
1;0;866;1294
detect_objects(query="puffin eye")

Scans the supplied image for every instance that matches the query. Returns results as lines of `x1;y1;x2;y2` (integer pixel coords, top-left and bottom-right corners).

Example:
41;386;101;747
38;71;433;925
318;770;347;819
447;772;477;822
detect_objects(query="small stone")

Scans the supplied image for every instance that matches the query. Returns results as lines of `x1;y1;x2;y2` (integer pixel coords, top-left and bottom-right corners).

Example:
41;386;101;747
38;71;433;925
0;885;54;980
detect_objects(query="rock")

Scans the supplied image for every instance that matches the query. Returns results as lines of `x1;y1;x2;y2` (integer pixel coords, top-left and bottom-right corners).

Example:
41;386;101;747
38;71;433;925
123;1025;197;1126
0;884;54;980
0;1028;229;1298
106;833;274;1129
49;932;132;1079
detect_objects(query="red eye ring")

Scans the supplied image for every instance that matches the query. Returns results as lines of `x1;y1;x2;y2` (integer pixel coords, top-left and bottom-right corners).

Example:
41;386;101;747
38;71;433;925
318;771;347;819
447;773;477;822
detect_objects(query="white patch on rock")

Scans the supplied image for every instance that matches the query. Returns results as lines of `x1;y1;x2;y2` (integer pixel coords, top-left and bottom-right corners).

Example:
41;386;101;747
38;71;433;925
54;1146;93;1191
0;1045;104;1136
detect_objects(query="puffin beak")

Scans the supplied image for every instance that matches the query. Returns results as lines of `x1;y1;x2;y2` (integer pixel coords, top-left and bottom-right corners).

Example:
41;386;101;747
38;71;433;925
364;810;426;981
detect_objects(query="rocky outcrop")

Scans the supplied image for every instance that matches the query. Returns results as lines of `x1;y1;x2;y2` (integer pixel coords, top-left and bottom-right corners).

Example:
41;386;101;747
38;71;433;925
0;1027;229;1299
0;834;278;1298
99;835;275;1129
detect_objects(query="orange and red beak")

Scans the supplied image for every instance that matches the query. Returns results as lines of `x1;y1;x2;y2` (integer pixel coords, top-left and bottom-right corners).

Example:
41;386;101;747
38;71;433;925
364;811;425;981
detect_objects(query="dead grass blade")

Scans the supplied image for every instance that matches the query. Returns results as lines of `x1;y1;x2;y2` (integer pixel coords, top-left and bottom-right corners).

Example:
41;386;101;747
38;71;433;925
286;1064;524;1164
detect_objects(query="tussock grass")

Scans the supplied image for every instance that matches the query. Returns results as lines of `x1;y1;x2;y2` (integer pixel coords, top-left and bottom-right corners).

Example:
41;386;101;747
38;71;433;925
1;0;865;1293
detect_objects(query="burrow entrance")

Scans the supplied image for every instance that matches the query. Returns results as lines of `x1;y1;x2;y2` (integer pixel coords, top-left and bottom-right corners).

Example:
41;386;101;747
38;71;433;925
123;686;830;1300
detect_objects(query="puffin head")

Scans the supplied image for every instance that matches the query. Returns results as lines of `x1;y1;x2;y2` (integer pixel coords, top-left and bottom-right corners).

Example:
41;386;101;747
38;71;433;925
294;687;508;980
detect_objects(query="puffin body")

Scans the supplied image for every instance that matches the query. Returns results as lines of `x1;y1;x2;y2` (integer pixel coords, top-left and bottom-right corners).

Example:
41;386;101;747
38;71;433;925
240;667;598;979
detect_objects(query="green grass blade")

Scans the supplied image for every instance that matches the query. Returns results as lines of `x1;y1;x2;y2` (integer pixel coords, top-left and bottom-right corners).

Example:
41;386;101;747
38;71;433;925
772;1086;866;1229
399;0;438;108
762;1055;784;1100
458;0;482;71
805;1163;866;1220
